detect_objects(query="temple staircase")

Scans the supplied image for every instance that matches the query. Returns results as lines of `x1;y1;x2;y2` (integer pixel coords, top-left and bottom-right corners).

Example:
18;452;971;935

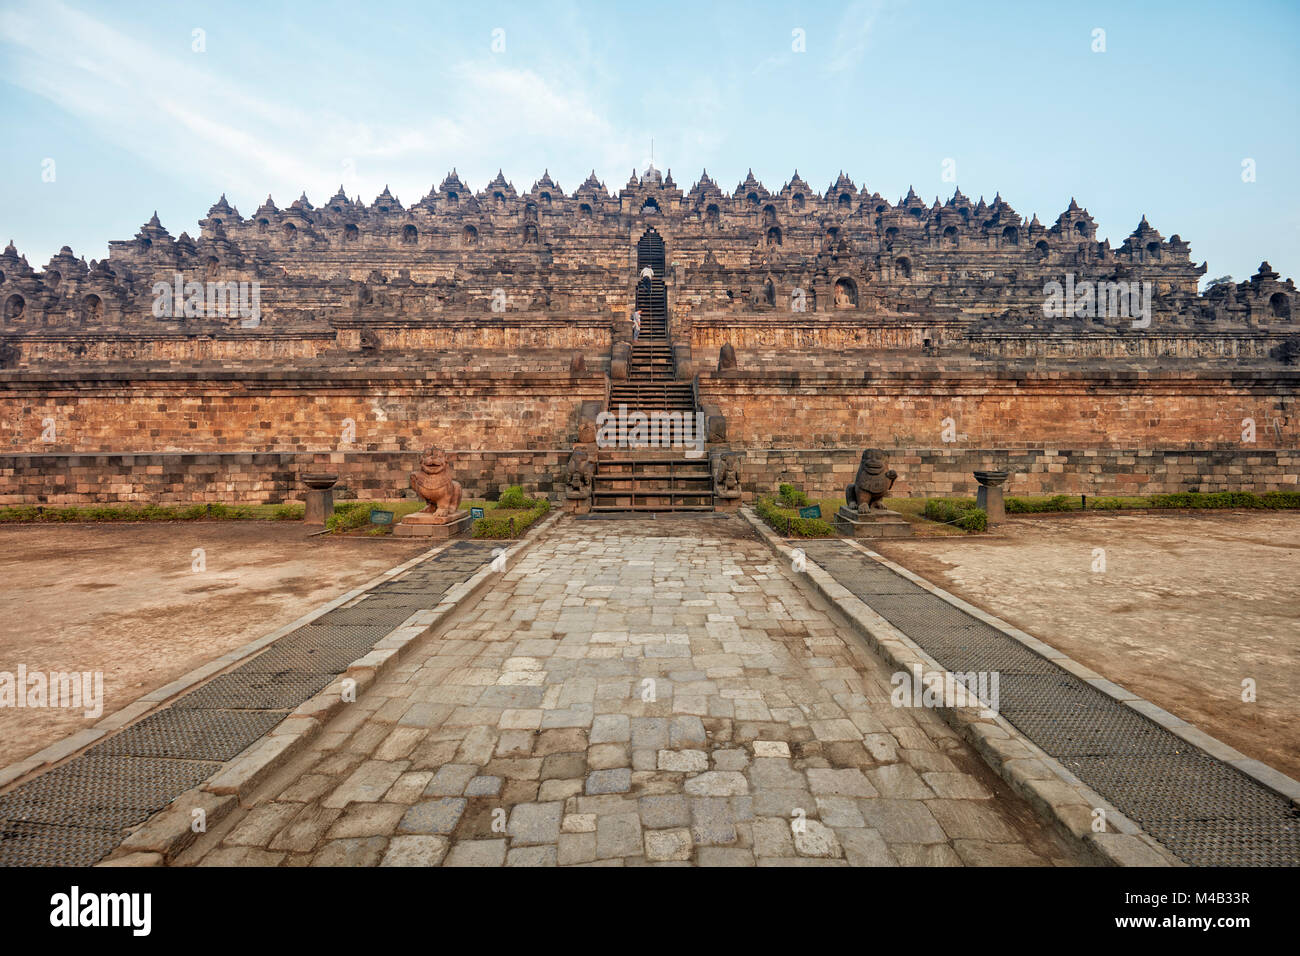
590;227;715;513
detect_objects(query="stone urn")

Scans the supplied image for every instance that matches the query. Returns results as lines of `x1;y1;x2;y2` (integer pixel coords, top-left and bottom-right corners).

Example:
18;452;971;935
973;470;1010;524
301;473;339;524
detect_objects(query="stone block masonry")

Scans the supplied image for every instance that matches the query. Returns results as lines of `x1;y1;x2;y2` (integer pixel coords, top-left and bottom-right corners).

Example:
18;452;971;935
0;450;573;506
734;447;1299;500
1;446;1294;506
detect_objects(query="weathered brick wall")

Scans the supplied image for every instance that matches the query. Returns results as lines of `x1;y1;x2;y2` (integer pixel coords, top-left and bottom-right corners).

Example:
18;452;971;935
1;364;1296;505
729;447;1299;500
700;369;1297;449
0;370;605;453
0;450;572;505
686;317;1287;361
6;319;611;367
3;446;1294;507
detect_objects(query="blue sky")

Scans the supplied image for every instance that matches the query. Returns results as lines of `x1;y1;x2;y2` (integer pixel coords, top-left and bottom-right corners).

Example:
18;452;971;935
1;0;1297;286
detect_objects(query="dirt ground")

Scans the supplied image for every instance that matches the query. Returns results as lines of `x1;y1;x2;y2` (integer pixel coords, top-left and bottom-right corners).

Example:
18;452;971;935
874;511;1300;781
0;523;430;768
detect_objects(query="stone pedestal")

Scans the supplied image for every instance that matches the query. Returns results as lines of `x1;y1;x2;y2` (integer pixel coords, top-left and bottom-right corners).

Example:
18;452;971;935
301;472;339;526
564;494;592;514
974;470;1010;525
394;509;471;538
713;494;742;513
304;488;334;525
835;505;913;538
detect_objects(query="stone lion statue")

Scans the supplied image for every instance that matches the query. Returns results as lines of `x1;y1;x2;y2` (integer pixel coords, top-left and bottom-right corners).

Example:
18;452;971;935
410;447;463;517
845;448;897;512
711;451;741;496
566;447;595;498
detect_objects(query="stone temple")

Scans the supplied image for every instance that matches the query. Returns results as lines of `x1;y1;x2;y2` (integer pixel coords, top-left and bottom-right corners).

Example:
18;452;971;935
0;165;1296;507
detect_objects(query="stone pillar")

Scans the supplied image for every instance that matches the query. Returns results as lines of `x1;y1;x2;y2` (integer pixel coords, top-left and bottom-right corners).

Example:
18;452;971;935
302;473;339;525
973;470;1009;524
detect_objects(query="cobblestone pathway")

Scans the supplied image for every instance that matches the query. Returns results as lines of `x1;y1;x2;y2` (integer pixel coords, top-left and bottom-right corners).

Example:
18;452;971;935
179;518;1083;866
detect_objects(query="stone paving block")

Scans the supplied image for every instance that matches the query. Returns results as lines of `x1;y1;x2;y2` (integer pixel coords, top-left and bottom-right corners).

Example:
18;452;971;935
374;727;426;762
268;805;342;853
381;835;450;867
585;768;632;794
596;812;643;859
752;817;796;858
815;796;866;829
858;799;947;845
645;827;693;862
952;839;1049;866
198;846;287;867
793;820;842;858
752;740;791;758
327;803;406;839
752;788;815;818
922;771;992;800
398;798;467;835
311;837;388;867
587;743;631;770
689;797;737;845
838;827;898;866
464;775;502;797
562;813;597;833
697;847;756;866
657;749;708;772
507;802;563;845
385;771;435;804
425;763;478;797
323;760;408;808
225;802;301;847
507;845;558;867
630;717;669;749
926;799;1019;843
748;759;804;790
557;831;597;865
590;714;632;743
712;748;750;771
684;771;748;796
669;715;708;749
807;768;879;798
534;728;588;755
639;794;691;829
444;839;507;867
541;752;587;780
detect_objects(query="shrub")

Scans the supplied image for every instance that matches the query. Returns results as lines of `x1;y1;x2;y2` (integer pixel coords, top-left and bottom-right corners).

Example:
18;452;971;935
1084;497;1126;510
497;485;529;509
754;496;836;537
1006;494;1075;514
326;501;372;533
473;502;548;538
922;498;987;532
778;483;809;508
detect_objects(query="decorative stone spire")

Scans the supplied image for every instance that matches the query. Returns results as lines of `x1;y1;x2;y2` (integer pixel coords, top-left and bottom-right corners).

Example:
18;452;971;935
207;194;235;219
440;169;468;194
138;212;172;241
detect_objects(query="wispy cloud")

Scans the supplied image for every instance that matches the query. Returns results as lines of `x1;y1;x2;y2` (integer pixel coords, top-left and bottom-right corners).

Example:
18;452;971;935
826;0;887;74
0;0;645;209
